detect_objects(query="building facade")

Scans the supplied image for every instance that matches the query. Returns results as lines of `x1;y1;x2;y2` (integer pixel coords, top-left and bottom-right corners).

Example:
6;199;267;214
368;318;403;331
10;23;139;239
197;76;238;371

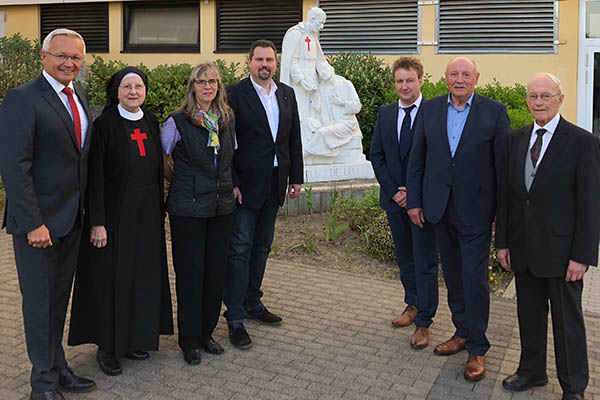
0;0;594;131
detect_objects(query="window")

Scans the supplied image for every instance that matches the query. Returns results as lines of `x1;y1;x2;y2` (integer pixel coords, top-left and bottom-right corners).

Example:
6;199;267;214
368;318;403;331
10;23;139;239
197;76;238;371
123;1;199;53
41;3;108;53
586;1;600;38
437;0;557;53
0;10;5;38
216;0;302;53
319;0;419;54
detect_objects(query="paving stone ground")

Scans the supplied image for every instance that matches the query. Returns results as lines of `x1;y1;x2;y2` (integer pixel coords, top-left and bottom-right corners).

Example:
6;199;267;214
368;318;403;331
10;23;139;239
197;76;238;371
1;230;599;400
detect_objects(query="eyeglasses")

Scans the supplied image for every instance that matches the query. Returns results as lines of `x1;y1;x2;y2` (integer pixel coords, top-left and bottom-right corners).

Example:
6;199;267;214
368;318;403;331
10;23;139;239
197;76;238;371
120;84;145;92
526;93;561;101
194;79;219;87
44;51;84;64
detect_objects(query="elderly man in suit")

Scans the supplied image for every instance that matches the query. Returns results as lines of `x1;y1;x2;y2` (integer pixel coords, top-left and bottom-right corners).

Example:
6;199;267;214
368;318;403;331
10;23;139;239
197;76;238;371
0;29;96;400
370;57;438;349
223;39;303;349
407;57;509;381
496;73;600;400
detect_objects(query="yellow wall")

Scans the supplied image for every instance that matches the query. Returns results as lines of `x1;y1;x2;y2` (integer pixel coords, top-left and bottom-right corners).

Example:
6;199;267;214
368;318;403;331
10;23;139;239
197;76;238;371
3;1;579;120
5;5;38;40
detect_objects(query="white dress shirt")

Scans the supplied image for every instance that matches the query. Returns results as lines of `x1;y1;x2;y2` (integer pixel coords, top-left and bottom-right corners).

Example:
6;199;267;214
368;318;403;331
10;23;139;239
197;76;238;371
43;70;89;149
397;94;423;142
250;76;280;167
529;113;560;165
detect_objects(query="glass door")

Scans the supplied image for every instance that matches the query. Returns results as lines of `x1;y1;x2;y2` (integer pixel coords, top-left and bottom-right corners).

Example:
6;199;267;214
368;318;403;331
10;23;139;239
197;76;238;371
584;47;600;136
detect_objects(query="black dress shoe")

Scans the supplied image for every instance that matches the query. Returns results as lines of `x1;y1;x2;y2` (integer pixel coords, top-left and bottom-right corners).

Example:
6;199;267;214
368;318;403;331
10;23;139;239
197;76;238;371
228;323;252;349
30;390;65;400
183;348;201;365
246;305;282;325
563;393;584;400
96;349;122;376
123;351;149;360
502;373;548;392
202;337;225;355
58;367;96;393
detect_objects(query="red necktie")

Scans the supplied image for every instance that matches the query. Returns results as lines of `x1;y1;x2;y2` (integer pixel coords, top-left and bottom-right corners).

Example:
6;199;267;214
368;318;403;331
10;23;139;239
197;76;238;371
62;87;82;151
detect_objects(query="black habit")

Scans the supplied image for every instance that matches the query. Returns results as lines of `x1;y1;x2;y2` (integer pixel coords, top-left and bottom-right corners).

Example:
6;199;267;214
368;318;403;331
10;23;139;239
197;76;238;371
68;105;173;357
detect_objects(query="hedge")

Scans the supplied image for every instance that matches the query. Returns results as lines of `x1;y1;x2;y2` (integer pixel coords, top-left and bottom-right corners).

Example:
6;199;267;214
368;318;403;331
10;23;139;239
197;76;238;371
86;53;532;155
0;34;43;106
0;33;533;156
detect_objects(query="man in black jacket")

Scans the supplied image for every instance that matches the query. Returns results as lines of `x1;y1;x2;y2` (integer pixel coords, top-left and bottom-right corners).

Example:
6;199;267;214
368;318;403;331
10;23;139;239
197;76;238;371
496;73;600;400
0;28;96;400
370;57;437;349
224;39;303;349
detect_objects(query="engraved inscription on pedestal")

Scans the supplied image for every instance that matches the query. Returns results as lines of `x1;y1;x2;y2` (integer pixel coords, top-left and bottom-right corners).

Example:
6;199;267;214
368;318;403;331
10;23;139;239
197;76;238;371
304;162;375;183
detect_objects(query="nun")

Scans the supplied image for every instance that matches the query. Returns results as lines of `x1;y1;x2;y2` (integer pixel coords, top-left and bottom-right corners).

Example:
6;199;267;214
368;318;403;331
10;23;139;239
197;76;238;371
68;67;173;376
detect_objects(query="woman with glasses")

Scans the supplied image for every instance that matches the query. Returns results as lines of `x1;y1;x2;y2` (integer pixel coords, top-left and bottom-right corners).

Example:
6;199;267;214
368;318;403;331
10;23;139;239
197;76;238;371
161;63;236;365
68;66;173;376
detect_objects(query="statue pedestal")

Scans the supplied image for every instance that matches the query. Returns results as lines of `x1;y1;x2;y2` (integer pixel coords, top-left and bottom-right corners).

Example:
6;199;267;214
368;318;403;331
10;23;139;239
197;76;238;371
304;161;375;183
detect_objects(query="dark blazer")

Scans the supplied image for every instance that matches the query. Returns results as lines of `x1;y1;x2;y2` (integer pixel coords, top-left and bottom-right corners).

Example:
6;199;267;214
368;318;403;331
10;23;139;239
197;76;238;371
0;74;92;238
495;117;600;277
371;99;424;213
407;92;509;226
226;77;303;209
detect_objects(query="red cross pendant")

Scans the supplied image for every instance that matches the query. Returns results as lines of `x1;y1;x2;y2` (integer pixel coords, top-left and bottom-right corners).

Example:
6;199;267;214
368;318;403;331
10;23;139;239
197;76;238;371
130;128;147;157
305;36;311;52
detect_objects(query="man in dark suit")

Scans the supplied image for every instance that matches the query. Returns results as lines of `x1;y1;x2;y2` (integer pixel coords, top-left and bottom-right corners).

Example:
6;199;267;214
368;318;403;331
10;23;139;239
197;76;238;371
224;39;303;349
407;57;509;381
496;73;600;400
370;57;438;349
0;29;96;400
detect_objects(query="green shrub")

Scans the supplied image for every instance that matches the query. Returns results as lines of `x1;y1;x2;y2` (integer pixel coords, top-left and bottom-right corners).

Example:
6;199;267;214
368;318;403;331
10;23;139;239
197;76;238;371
214;59;244;87
325;55;532;155
338;186;509;289
143;63;192;123
87;58;244;123
0;34;43;106
85;55;126;108
0;40;533;149
479;79;533;129
421;74;449;99
343;187;395;262
360;212;396;263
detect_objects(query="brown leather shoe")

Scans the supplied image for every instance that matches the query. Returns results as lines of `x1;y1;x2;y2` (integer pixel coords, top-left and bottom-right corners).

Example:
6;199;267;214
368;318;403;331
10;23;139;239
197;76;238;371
433;335;466;355
410;327;429;349
391;305;418;327
464;355;485;381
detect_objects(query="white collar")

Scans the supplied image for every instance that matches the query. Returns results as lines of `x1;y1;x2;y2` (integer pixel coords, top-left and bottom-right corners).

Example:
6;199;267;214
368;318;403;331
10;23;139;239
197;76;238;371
118;104;144;121
533;113;560;135
398;93;423;109
42;69;74;95
250;76;277;96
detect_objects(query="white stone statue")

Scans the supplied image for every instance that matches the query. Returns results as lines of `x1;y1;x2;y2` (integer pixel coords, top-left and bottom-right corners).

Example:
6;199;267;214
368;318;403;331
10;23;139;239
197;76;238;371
304;62;366;165
280;7;327;135
281;7;374;181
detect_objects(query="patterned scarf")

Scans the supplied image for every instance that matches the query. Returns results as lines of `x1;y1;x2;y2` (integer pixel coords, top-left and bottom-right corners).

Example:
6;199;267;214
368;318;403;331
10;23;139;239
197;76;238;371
196;108;220;152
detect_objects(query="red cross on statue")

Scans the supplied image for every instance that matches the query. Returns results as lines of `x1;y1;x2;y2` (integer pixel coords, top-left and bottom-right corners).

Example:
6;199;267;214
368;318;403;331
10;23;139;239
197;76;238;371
305;36;311;52
130;128;147;157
